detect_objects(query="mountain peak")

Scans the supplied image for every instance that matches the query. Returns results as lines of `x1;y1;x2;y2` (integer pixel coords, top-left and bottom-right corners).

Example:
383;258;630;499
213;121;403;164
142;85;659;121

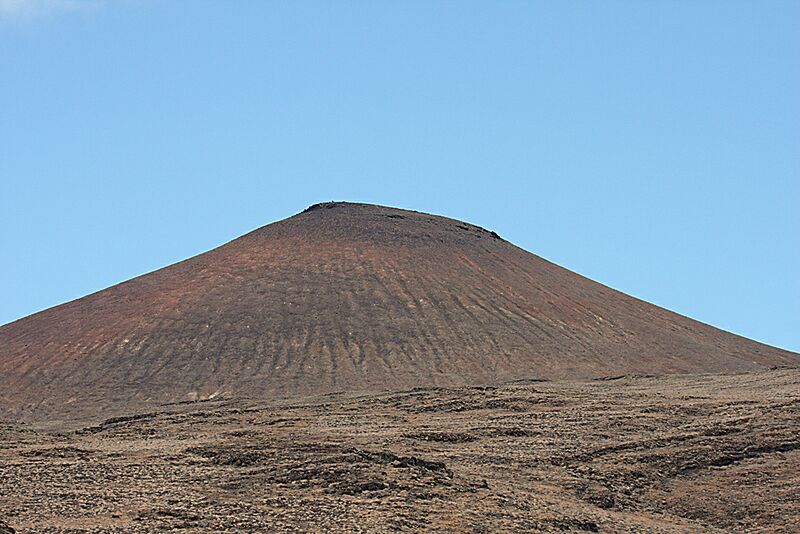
1;204;796;422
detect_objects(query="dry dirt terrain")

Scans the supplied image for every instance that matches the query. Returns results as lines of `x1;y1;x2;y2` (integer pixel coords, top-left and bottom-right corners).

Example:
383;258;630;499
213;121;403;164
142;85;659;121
1;204;797;531
1;368;798;533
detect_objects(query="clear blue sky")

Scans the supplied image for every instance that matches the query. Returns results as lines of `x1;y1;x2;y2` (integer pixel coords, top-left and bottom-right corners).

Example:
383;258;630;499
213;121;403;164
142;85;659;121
1;1;798;352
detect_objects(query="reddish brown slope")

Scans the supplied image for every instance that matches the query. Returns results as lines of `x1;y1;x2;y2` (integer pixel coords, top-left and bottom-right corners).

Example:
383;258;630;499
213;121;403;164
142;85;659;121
0;202;796;422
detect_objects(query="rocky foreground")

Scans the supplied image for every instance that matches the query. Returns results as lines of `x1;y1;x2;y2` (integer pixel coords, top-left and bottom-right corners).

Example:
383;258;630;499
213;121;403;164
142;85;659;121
1;368;798;533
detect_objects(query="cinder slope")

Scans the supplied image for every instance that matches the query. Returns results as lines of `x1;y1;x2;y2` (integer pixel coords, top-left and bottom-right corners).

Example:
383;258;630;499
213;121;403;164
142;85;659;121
0;202;796;421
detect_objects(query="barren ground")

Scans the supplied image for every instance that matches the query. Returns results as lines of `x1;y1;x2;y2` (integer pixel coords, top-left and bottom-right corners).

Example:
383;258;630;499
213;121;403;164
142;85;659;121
1;368;798;533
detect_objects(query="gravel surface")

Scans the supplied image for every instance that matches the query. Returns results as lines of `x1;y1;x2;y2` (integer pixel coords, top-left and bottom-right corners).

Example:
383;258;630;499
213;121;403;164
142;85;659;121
1;368;798;533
